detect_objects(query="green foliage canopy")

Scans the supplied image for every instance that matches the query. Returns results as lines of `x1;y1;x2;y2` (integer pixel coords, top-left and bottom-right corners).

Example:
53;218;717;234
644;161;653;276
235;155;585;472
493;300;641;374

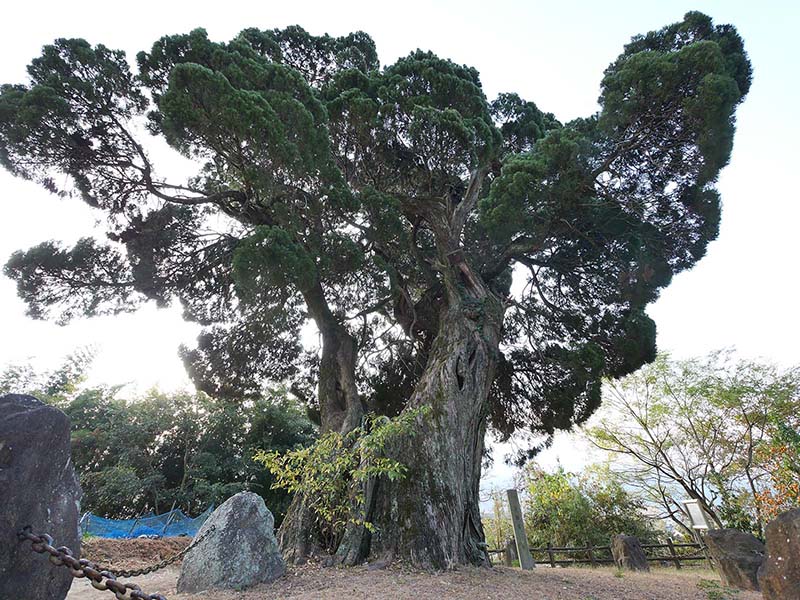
0;13;752;454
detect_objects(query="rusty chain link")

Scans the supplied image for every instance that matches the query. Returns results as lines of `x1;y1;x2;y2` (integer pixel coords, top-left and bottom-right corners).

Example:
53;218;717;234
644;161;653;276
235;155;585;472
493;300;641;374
17;525;214;600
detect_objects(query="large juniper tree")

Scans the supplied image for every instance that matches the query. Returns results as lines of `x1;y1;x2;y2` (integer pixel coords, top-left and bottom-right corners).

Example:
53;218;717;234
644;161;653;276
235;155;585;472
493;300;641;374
0;12;750;568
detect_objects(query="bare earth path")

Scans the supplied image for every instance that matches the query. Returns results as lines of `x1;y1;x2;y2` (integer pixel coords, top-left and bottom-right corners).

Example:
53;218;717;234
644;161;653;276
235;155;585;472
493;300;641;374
67;563;761;600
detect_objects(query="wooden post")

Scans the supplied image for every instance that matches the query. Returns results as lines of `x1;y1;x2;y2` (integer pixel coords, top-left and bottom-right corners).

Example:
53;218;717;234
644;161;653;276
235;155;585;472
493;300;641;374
160;500;178;536
547;542;556;568
693;529;714;570
79;512;90;535
126;511;143;538
698;533;714;570
506;489;535;570
587;542;596;568
666;537;681;569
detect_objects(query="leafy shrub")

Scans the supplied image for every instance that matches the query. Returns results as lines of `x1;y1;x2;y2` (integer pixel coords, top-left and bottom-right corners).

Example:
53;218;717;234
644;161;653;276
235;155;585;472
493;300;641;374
256;408;427;550
523;463;660;552
0;352;317;522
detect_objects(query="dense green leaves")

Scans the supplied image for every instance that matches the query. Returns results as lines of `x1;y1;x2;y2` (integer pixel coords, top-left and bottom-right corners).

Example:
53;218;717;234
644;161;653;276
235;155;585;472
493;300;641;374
491;93;560;155
4;239;139;324
236;26;379;88
233;226;318;293
71;389;316;520
481;13;750;449
180;290;306;400
0;38;147;208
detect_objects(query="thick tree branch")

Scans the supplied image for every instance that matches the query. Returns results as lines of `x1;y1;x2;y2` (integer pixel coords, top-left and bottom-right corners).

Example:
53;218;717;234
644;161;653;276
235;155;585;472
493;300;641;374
450;166;488;239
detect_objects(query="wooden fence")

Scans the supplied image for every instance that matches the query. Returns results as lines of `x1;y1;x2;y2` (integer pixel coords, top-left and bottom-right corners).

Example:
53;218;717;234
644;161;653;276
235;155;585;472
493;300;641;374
488;539;712;569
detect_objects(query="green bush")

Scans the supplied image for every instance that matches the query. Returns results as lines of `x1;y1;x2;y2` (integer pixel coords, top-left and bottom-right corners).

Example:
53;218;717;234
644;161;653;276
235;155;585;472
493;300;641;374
523;463;659;552
256;408;427;551
0;352;317;522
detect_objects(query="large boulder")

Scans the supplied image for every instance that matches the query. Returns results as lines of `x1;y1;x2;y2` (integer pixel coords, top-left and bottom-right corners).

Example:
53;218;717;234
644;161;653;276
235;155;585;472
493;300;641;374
704;528;764;591
611;534;650;572
177;491;285;592
0;394;81;600
758;508;800;599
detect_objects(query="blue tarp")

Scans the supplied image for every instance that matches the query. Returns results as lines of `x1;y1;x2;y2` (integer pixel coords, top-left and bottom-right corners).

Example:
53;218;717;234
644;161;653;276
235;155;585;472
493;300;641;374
80;506;213;538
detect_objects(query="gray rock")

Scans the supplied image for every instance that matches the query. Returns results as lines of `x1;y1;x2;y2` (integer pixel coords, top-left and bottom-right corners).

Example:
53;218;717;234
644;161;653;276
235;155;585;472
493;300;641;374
611;534;650;572
704;528;764;591
177;491;285;592
758;508;800;599
0;394;81;600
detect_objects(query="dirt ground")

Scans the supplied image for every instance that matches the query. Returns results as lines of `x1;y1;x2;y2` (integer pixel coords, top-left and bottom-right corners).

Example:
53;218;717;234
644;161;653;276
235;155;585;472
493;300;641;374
67;538;761;600
81;537;192;570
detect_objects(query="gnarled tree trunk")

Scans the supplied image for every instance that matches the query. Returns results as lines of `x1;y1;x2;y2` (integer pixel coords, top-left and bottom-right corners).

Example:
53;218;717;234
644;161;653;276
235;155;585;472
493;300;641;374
304;281;364;435
336;250;504;569
278;280;364;562
283;193;505;569
368;300;502;566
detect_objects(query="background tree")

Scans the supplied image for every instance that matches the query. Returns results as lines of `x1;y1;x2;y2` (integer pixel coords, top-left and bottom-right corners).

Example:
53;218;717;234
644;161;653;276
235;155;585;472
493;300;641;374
522;464;658;551
0;13;751;567
0;355;316;520
755;414;800;522
586;353;800;537
0;347;95;403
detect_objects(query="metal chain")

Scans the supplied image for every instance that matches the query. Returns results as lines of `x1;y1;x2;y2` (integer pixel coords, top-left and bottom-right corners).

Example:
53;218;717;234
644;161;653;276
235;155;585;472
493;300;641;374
107;525;216;578
17;525;211;600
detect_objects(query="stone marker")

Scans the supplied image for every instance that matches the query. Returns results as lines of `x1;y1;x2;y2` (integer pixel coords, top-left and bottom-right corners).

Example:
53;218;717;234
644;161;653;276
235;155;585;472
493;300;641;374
0;394;81;600
704;528;764;591
758;508;800;599
177;491;286;592
506;489;536;569
504;537;518;567
611;534;650;572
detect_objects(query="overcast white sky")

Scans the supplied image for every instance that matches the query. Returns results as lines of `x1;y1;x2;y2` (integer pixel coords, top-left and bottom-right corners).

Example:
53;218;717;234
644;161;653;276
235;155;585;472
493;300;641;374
1;0;798;494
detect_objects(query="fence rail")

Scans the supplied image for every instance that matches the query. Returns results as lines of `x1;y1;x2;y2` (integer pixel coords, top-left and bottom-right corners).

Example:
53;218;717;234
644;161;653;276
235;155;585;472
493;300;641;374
489;539;711;569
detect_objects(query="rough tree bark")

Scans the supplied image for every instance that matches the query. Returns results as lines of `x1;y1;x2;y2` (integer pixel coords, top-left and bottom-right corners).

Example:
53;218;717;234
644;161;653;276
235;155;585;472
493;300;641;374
281;257;504;569
304;281;364;435
336;247;505;569
369;316;500;566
